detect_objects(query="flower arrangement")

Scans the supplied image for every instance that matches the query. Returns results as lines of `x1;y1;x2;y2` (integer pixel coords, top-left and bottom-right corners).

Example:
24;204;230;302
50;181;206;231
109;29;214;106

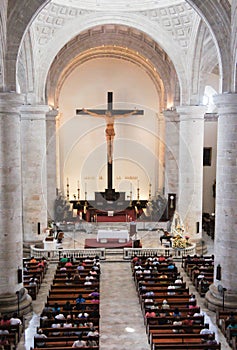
172;234;187;249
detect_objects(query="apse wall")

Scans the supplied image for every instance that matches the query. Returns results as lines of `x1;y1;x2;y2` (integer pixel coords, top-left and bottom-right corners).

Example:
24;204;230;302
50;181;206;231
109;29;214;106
58;57;161;200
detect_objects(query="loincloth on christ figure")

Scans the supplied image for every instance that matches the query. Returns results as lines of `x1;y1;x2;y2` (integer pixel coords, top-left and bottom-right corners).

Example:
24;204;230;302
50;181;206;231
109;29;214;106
105;124;115;137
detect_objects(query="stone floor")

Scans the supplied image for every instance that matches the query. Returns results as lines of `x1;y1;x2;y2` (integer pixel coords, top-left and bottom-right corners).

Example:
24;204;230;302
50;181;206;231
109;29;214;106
17;224;232;350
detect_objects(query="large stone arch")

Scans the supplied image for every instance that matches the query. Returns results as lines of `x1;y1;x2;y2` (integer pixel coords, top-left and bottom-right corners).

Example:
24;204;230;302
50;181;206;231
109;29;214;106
232;1;237;90
0;1;7;91
46;25;179;111
6;0;231;95
189;21;219;104
186;0;231;92
27;12;188;105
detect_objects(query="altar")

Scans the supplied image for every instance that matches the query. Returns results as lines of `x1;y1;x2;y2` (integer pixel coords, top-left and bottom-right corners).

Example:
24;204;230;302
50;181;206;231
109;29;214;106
97;229;129;243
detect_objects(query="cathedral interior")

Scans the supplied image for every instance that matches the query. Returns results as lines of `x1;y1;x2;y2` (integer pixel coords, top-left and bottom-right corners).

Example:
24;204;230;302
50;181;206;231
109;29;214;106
0;1;237;349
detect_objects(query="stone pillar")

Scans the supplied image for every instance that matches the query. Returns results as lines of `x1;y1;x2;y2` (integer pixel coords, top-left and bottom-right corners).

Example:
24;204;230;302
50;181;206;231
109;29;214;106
163;109;179;197
20;104;49;246
206;93;237;310
0;93;31;314
46;109;58;221
157;112;166;195
176;105;206;241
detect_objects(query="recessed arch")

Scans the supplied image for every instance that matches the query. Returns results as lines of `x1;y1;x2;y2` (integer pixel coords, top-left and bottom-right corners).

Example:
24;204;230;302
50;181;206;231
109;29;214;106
46;41;173;112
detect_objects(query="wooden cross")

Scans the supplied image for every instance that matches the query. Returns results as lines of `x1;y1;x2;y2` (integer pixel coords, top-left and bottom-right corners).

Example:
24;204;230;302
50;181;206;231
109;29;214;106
76;91;144;192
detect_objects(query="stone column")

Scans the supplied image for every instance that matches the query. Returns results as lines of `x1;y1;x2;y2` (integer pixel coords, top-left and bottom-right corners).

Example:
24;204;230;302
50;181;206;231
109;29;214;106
20;104;49;246
163;109;179;197
176;105;206;242
0;93;31;314
46;109;58;221
206;93;237;310
157;112;166;195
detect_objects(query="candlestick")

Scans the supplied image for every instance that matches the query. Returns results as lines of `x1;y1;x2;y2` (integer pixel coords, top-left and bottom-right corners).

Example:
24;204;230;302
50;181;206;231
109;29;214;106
66;177;69;200
149;182;152;201
85;183;87;201
77;180;80;200
137;187;140;204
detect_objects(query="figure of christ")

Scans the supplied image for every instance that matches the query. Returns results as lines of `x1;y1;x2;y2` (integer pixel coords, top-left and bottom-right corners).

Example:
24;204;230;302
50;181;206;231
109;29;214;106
82;108;138;164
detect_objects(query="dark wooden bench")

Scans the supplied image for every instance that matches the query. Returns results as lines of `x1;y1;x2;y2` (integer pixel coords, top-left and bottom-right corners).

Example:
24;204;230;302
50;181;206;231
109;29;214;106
33;335;98;348
31;347;98;350
146;315;204;333
153;343;221;350
150;332;216;350
215;309;237;329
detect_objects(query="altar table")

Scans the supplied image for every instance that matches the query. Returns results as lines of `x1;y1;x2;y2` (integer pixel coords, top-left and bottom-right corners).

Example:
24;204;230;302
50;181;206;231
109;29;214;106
97;229;129;243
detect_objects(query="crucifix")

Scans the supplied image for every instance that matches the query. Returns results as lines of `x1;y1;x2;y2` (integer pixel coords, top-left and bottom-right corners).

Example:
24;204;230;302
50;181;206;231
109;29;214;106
76;92;144;197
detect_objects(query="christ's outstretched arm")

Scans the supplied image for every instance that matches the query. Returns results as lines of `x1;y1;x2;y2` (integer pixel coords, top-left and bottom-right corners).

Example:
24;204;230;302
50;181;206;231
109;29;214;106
113;109;138;119
82;108;105;118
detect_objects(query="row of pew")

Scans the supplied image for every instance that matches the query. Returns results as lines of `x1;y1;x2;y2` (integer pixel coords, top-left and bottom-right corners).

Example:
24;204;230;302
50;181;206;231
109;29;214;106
0;257;46;349
216;309;237;349
183;255;214;297
30;255;100;350
132;254;221;350
0;322;24;350
23;257;48;300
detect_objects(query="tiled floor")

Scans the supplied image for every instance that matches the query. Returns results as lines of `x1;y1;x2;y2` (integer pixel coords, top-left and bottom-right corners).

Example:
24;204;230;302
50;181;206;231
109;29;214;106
17;224;232;350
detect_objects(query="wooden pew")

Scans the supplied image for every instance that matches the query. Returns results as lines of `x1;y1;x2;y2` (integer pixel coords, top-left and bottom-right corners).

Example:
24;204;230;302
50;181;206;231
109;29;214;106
39;317;99;328
0;332;18;348
35;325;99;337
146;315;205;333
34;257;100;350
150;332;216;350
30;347;98;350
215;309;237;330
153;343;221;350
33;335;98;348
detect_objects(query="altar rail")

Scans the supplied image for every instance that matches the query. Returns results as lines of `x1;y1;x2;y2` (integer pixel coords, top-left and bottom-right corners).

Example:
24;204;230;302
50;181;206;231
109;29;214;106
30;245;106;261
123;244;196;260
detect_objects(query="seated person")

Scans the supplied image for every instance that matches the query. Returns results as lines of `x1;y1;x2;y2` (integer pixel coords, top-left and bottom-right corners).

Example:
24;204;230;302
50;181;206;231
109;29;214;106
52;303;61;314
34;329;47;348
200;323;212;335
10;312;22;325
227;322;237;336
87;335;98;347
63;300;73;312
0;335;9;347
72;333;87;347
161;299;170;309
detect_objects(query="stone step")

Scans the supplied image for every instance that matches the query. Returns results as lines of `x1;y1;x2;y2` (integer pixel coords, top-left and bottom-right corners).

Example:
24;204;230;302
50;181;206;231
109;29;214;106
101;248;126;262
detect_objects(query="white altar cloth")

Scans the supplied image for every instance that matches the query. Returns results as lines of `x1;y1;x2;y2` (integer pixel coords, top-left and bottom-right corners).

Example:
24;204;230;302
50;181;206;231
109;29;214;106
97;229;129;243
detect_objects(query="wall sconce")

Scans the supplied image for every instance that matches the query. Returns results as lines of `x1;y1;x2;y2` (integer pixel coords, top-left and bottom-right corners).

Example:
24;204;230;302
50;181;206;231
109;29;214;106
216;264;221;281
170;195;174;208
